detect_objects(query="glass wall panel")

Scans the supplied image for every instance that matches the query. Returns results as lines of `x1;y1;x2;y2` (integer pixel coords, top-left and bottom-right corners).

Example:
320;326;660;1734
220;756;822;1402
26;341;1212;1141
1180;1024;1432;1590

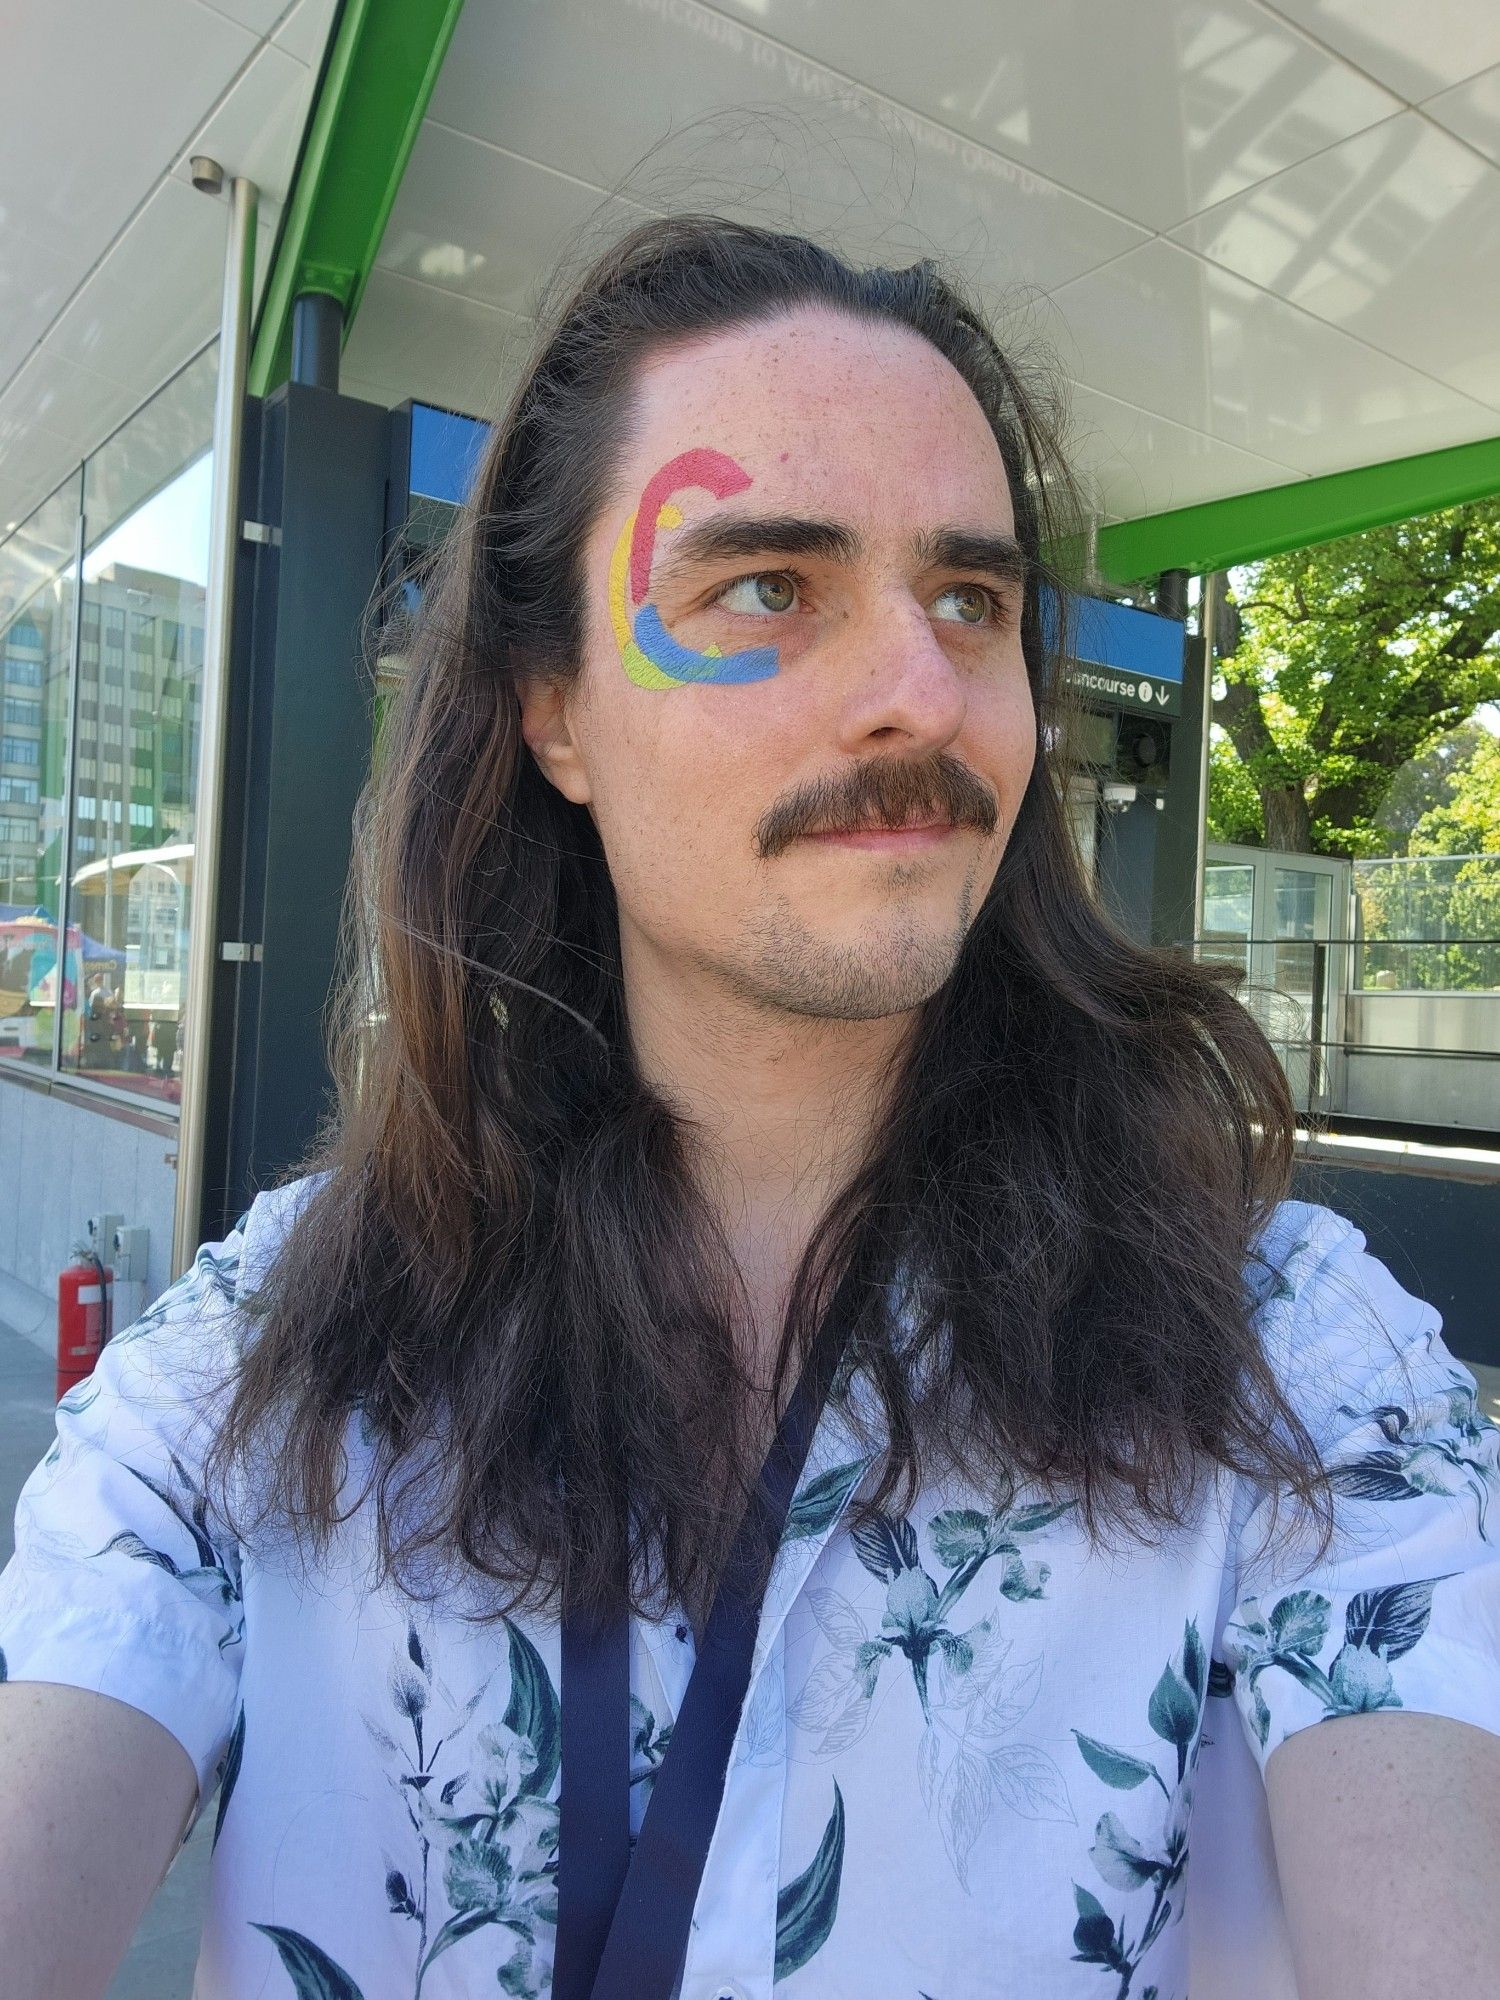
0;473;81;1071
1201;862;1254;979
61;344;216;1103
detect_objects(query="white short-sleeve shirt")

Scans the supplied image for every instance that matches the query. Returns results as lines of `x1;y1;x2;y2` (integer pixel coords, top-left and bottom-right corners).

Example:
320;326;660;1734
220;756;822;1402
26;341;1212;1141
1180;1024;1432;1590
2;1176;1497;1999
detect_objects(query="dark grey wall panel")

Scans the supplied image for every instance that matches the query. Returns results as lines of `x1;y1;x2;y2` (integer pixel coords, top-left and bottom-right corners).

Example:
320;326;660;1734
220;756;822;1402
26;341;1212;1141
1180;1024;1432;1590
1290;1155;1499;1368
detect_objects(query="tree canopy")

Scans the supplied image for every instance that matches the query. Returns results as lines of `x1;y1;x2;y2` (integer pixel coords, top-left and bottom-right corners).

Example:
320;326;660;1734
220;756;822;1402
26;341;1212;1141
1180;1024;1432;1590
1207;497;1500;857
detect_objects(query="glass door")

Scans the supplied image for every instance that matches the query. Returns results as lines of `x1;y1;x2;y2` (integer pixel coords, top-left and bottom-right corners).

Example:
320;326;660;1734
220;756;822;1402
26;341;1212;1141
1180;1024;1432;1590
1204;845;1351;1114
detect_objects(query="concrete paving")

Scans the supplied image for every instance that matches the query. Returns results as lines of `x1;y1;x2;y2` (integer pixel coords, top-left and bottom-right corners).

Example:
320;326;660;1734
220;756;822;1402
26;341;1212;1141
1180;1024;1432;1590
2;1298;1498;1999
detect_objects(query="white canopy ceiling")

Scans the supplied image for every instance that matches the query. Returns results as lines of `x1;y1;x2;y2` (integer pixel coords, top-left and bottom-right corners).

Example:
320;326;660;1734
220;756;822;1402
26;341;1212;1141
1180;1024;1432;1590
0;0;336;538
5;0;1499;544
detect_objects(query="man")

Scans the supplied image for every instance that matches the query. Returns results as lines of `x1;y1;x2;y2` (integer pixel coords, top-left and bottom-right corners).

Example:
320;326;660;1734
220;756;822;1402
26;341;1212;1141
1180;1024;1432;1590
2;216;1498;2000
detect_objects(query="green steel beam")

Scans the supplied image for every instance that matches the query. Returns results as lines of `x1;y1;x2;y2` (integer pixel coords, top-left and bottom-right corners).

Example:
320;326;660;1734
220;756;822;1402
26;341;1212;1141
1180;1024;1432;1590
1095;430;1500;583
248;0;466;398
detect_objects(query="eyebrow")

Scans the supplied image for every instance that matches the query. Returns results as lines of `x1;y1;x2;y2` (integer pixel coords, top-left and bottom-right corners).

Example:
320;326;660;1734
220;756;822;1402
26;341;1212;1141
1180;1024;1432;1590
648;513;1028;595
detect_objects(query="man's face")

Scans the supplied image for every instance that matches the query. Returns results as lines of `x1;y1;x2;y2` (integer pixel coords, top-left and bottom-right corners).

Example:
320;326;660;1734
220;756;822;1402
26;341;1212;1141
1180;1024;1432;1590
521;305;1036;1027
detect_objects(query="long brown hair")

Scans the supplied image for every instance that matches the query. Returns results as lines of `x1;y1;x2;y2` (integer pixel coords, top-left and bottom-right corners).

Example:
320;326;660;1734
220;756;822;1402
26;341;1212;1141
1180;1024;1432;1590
199;214;1340;1629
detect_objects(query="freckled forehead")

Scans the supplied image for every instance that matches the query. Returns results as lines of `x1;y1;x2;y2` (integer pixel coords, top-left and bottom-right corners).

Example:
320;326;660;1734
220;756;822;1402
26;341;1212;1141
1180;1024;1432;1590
618;308;1015;524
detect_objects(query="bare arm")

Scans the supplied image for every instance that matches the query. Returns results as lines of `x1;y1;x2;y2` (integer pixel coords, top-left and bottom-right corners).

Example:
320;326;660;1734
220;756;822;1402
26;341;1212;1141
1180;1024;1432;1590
0;1680;200;2000
1266;1709;1500;1999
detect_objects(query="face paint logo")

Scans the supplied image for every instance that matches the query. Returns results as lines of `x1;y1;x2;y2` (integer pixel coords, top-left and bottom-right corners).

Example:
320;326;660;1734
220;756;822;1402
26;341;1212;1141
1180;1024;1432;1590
608;447;782;689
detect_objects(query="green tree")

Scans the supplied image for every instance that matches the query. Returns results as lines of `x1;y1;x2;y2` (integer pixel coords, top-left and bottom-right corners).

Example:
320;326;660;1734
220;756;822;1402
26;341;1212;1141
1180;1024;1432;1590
1210;499;1500;855
1374;719;1495;847
1409;725;1500;855
1406;729;1500;986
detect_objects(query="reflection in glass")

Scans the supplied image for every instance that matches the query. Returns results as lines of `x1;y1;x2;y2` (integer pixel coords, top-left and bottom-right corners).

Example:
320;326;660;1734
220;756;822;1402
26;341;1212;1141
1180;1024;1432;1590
0;474;81;1072
61;345;216;1105
1201;862;1254;978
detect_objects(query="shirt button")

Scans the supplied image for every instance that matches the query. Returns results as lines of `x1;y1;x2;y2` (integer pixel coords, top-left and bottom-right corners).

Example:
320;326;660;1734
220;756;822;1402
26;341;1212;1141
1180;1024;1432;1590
711;1988;747;2000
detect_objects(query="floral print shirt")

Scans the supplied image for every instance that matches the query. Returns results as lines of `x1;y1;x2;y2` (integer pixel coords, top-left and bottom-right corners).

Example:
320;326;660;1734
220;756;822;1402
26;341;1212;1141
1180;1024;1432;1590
2;1174;1498;2000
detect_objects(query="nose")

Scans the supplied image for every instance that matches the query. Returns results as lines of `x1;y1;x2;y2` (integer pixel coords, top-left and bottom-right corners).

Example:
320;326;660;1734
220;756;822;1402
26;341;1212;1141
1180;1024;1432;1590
829;591;968;755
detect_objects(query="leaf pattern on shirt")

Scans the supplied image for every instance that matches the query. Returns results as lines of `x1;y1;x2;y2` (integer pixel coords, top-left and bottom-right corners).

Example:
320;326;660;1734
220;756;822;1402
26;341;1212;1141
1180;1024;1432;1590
101;1449;244;1634
784;1457;874;1542
774;1781;845;1982
788;1494;1079;1889
249;1924;366;1999
95;1235;243;1352
1327;1362;1500;1544
1068;1616;1207;1998
251;1616;559;1999
629;1692;673;1810
1220;1573;1456;1747
213;1702;246;1851
1208;1345;1500;1753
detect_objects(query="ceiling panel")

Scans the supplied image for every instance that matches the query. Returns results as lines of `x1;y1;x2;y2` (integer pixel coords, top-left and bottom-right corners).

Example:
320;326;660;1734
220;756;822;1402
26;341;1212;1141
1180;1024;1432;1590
0;420;79;538
0;348;138;475
1050;235;1489;475
167;37;316;208
425;0;1150;275
8;0;1500;557
43;178;278;392
1064;379;1303;522
396;118;1148;331
200;0;291;35
1260;0;1500;103
1171;112;1500;410
378;128;645;322
0;0;331;539
340;267;537;423
0;226;81;392
273;0;340;68
1425;63;1500;169
0;0;255;346
704;0;1400;230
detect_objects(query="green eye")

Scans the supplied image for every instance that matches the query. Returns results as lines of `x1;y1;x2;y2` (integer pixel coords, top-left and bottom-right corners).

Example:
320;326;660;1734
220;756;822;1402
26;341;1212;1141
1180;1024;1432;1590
720;572;798;614
935;584;992;624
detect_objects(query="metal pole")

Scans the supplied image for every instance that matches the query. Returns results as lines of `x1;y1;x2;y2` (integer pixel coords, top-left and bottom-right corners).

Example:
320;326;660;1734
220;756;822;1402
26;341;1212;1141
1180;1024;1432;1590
291;290;343;391
1191;571;1219;948
171;171;257;1279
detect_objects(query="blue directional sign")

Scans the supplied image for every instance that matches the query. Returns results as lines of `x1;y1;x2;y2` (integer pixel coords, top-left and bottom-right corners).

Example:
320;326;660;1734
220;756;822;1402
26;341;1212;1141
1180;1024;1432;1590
1048;589;1186;718
408;402;489;506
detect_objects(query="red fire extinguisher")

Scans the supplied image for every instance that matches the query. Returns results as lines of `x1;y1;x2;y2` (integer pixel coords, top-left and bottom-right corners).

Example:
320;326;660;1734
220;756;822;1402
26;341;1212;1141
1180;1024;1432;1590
57;1242;112;1405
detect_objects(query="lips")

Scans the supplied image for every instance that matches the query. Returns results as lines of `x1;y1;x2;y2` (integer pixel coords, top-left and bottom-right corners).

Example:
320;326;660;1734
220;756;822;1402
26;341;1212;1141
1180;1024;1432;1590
821;818;950;836
802;818;957;853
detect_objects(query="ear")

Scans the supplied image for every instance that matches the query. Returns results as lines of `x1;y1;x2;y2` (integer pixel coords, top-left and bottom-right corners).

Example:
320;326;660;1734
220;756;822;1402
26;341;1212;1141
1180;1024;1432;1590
515;673;592;806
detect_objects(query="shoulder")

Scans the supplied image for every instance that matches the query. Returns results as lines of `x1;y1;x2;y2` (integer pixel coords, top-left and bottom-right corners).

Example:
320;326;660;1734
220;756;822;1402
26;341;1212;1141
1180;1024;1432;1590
1243;1198;1449;1451
235;1168;334;1302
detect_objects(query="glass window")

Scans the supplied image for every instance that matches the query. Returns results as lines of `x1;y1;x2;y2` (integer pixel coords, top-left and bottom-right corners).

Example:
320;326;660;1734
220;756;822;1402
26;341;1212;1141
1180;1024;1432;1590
1201;862;1255;980
62;343;215;1102
0;471;80;1071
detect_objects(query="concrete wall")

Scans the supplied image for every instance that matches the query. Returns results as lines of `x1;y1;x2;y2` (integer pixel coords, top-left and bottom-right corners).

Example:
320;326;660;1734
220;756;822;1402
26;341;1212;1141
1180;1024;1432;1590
0;1075;177;1355
1343;991;1500;1131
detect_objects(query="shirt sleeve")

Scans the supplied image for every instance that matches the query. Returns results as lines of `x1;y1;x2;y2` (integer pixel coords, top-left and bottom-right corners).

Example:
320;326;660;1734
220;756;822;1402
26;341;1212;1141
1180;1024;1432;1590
0;1205;260;1832
1219;1199;1500;1777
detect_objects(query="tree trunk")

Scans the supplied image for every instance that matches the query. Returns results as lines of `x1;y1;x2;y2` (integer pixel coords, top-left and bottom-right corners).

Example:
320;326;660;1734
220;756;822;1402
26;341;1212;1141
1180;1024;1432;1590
1261;786;1312;853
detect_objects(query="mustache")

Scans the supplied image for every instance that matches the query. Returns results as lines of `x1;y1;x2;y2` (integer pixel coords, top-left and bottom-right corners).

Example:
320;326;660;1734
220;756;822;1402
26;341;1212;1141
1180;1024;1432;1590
756;754;999;858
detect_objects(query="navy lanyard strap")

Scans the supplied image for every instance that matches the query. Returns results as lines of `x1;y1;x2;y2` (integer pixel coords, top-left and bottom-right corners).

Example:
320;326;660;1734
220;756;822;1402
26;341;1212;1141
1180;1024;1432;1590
555;1266;865;2000
553;1589;631;2000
